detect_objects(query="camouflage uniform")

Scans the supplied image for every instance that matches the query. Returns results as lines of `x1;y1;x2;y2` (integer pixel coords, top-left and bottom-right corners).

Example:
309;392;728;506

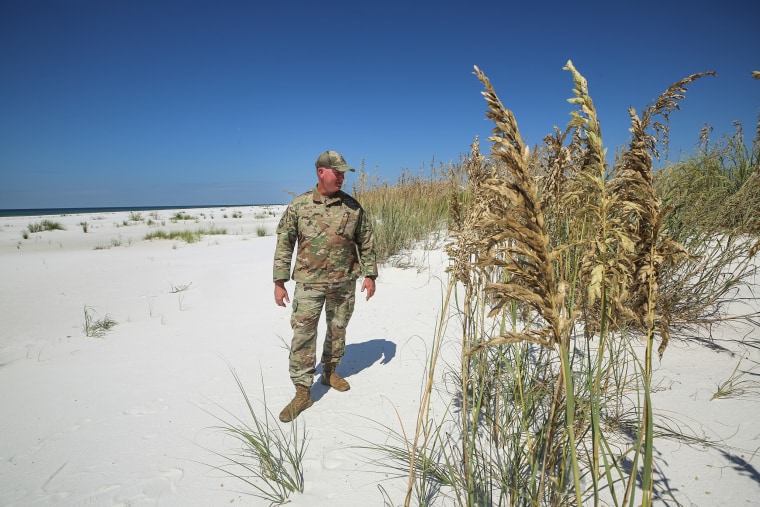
274;186;378;387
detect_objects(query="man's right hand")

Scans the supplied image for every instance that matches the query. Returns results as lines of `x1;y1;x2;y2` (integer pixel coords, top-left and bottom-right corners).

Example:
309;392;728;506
274;280;290;307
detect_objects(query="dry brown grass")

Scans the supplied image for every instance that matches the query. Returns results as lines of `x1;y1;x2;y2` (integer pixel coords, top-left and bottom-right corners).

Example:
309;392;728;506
352;161;458;266
358;62;758;507
402;62;738;507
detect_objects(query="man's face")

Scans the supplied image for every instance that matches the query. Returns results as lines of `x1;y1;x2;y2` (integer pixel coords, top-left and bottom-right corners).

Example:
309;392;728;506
317;167;345;196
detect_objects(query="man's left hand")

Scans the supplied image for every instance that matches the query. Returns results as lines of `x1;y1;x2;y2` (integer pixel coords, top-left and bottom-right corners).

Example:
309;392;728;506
361;277;376;301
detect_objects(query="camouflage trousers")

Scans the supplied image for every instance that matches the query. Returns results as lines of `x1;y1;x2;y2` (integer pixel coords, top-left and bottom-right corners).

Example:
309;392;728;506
288;279;356;387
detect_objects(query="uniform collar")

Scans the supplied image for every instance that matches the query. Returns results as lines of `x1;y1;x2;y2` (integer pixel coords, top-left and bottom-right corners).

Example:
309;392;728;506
312;186;343;205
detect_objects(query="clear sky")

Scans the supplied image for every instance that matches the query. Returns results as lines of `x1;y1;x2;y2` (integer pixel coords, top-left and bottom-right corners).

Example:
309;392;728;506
1;0;758;209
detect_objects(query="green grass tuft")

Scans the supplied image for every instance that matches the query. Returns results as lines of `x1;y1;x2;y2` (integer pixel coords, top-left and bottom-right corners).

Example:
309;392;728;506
203;365;308;505
27;219;65;233
83;306;117;338
144;226;227;243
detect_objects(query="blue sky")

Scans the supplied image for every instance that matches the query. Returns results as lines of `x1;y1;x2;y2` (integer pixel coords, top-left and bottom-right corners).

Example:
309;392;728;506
1;0;758;209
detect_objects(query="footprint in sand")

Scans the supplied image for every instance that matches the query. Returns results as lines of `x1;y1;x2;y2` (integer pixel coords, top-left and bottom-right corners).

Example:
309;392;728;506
123;398;168;416
319;449;344;470
141;467;184;499
11;419;93;460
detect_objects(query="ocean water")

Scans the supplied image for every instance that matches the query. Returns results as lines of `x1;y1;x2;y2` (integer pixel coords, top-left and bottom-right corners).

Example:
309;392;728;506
0;204;278;218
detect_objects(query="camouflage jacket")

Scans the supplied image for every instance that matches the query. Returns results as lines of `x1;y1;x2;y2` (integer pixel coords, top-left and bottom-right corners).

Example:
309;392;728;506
273;187;378;283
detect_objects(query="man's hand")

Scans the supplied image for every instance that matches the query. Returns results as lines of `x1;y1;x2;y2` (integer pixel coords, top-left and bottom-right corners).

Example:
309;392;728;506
361;277;376;301
274;280;290;307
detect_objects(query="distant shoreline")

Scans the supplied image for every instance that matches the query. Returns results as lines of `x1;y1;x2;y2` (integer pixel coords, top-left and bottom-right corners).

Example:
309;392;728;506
0;203;283;218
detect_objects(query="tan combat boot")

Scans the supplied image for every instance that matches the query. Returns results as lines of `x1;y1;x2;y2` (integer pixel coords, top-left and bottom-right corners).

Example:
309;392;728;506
321;362;350;391
278;384;313;422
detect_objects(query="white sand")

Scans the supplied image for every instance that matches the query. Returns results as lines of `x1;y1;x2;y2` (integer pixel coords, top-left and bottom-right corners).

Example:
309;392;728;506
1;207;758;506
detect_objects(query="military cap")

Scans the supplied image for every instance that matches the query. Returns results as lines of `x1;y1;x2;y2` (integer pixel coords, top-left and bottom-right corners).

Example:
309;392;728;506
315;150;355;172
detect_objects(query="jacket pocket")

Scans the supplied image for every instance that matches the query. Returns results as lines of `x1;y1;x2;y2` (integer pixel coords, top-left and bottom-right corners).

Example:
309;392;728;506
336;211;359;238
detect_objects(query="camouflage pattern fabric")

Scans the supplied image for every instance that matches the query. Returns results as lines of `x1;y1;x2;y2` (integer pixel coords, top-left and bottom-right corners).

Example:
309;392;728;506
288;280;355;386
274;186;377;386
273;187;378;283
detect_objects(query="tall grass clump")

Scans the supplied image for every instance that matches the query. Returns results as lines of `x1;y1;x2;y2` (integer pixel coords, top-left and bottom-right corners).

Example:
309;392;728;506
204;367;308;505
656;122;760;235
27;219;65;233
352;161;461;265
653;72;760;330
167;210;198;222
128;211;144;222
378;62;758;507
144;226;227;244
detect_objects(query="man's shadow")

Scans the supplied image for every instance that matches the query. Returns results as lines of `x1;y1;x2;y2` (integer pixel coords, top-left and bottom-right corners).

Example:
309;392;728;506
311;338;396;401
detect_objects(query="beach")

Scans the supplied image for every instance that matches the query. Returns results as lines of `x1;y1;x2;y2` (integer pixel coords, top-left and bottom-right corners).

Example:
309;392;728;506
1;206;759;506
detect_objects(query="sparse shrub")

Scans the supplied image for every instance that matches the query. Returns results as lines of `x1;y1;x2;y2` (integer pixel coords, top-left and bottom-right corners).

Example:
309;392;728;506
170;211;196;222
80;221;89;233
145;229;200;243
83;306;117;337
144;226;227;244
256;225;268;237
94;236;122;249
27;219;65;233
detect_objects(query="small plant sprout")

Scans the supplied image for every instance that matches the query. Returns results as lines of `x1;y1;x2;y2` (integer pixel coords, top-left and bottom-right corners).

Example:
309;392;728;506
712;357;760;400
147;298;154;318
170;282;192;310
83;306;117;338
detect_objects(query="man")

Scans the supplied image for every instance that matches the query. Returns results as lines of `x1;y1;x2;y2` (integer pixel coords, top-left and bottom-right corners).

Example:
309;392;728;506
273;150;378;422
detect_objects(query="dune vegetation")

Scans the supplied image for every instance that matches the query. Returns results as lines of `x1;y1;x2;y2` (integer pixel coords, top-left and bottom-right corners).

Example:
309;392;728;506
143;225;228;244
220;64;758;506
357;63;759;506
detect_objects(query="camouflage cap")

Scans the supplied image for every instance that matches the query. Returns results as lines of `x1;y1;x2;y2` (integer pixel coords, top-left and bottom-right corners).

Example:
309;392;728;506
315;150;355;172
